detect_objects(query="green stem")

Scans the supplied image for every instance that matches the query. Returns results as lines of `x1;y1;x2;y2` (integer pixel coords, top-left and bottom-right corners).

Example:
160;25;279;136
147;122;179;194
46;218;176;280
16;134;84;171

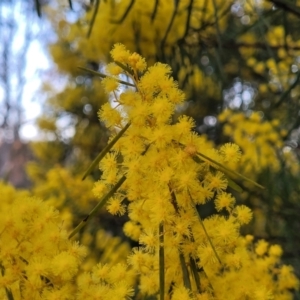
189;192;222;266
0;263;14;300
87;0;100;38
82;123;131;180
196;151;264;190
189;257;201;293
78;67;136;87
69;175;126;239
159;222;165;300
179;252;191;290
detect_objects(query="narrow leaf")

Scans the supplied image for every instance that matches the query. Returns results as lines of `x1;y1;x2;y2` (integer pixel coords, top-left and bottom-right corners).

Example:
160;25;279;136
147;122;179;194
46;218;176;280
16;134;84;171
226;176;243;193
35;0;42;17
179;252;191;290
69;175;127;239
196;152;264;190
78;67;136;87
110;0;134;24
159;222;165;300
176;141;263;190
1;263;15;300
82;123;131;180
189;257;201;293
114;61;134;76
189;192;222;266
87;0;100;38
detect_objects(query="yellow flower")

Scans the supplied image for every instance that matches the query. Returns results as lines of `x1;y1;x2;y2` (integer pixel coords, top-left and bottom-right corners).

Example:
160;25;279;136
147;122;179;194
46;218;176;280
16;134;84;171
171;285;192;300
255;239;269;256
110;43;130;63
110;280;135;300
219;143;242;163
214;192;235;212
128;52;147;72
106;62;123;75
107;197;126;216
205;171;228;193
98;102;123;127
102;76;119;93
234;205;253;224
51;251;79;280
139;229;158;253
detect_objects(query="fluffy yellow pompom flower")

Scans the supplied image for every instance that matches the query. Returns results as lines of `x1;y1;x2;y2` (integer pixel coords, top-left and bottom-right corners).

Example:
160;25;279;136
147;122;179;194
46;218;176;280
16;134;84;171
88;44;299;299
102;76;119;93
106;62;123;76
214;192;235;212
255;239;269;256
110;43;130;63
107;197;126;215
234;205;253;224
128;52;147;72
219;143;242;163
205;171;228;193
0;183;86;299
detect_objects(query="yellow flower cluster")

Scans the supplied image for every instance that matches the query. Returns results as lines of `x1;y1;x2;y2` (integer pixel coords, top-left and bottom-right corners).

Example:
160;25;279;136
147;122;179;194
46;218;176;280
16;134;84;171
0;181;135;300
80;229;131;272
92;44;299;299
77;262;135;300
75;0;228;64
0;182;86;299
241;24;300;95
218;109;299;176
28;165;96;215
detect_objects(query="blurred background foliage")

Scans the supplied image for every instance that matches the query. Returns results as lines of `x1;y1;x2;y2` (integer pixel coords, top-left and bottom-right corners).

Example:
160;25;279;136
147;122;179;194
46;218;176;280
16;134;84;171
2;0;300;287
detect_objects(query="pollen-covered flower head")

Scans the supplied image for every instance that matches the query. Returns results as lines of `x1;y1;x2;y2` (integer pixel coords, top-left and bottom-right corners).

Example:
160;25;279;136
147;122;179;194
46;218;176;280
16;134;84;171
0;182;87;299
91;44;299;300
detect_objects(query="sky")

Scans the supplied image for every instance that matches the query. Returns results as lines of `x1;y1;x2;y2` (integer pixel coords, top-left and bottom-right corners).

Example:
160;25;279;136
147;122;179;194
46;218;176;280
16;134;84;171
0;1;52;142
19;40;50;140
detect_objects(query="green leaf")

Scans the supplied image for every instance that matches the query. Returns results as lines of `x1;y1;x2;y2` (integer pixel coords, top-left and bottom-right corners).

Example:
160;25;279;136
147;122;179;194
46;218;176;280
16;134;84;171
35;0;41;17
189;257;201;293
179;252;191;290
196;152;265;190
226;176;243;193
87;0;100;38
82;123;131;180
69;175;127;239
178;140;263;191
159;222;165;300
78;67;136;87
114;61;134;76
189;192;222;266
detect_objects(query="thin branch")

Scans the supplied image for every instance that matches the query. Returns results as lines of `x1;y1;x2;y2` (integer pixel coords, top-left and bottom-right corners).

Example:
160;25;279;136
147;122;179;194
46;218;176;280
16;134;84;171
274;71;300;108
78;67;136;87
82;122;131;180
111;0;135;24
151;0;159;22
159;222;165;300
68;175;127;239
34;0;41;17
179;252;192;290
182;0;194;39
160;0;180;59
268;0;300;18
87;0;100;38
189;192;222;266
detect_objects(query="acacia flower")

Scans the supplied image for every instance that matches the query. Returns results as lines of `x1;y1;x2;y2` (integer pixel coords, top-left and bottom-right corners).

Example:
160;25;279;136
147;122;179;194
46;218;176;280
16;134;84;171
205;171;228;193
214;192;235;212
234;205;253;224
219;142;242;163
